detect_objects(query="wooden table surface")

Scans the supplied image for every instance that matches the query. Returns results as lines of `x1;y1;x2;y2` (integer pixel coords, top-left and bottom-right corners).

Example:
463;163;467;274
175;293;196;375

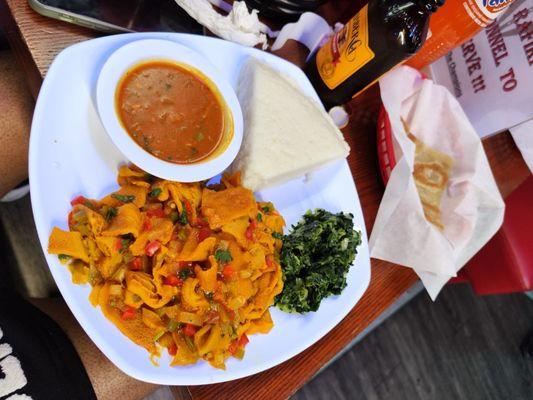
1;0;530;399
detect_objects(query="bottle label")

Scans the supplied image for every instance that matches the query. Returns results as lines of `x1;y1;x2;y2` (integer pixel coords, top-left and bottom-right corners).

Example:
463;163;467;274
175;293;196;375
465;0;514;26
316;5;375;90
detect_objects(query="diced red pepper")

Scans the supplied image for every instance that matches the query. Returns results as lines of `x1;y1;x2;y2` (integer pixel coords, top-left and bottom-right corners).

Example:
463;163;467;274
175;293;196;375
228;340;238;355
179;261;193;268
245;219;258;241
146;208;165;218
195;218;209;228
245;227;254;241
115;239;123;251
198;227;212;242
164;275;183;287
121;307;136;320
238;334;249;348
183;323;197;337
168;343;177;356
142;218;153;232
145;240;160;257
129;257;143;271
70;195;87;206
265;256;274;268
184;200;193;215
222;264;234;280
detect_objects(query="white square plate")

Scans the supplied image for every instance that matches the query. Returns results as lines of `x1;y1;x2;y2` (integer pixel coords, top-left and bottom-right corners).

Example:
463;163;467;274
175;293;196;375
29;33;371;385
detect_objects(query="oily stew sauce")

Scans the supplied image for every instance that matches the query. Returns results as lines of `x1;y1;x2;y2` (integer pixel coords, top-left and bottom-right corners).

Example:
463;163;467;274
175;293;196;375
117;62;224;164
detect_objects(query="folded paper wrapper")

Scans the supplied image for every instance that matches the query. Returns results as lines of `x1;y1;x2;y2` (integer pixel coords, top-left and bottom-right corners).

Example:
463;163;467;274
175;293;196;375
369;66;505;300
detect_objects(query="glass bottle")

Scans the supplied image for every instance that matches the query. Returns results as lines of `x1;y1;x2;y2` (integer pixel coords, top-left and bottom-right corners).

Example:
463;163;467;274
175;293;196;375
305;0;445;109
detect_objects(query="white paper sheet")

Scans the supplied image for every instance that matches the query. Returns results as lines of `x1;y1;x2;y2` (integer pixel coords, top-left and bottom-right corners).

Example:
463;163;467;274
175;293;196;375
370;66;505;300
430;0;533;138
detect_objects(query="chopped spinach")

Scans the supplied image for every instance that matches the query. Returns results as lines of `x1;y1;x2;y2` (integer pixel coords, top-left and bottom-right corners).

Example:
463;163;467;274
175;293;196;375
275;209;361;313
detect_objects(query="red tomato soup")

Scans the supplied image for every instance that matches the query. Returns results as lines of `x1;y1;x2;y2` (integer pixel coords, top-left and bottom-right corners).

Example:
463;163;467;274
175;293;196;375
116;61;224;164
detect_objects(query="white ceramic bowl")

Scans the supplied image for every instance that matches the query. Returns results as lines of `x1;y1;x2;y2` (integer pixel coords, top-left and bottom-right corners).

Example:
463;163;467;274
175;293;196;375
96;39;243;182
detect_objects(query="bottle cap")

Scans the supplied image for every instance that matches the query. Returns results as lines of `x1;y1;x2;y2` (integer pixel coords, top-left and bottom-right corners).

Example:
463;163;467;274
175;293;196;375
329;106;350;129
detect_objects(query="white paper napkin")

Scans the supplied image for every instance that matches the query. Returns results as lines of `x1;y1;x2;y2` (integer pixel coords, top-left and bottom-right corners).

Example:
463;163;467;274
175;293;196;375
370;66;505;300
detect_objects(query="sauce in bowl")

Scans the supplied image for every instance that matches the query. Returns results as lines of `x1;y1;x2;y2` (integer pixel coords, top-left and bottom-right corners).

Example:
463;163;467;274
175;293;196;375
116;61;226;164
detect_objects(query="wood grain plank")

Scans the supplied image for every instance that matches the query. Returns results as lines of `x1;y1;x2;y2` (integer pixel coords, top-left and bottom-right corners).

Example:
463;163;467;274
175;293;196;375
6;0;100;73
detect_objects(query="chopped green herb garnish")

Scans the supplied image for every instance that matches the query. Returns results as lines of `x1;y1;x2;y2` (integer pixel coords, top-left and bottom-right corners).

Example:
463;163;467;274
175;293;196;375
149;188;162;197
184;336;195;351
167;319;179;332
272;232;283;240
215;249;232;263
178;269;193;280
119;236;132;253
178;203;188;225
105;207;118;222
204;292;214;300
170;211;180;223
153;330;165;342
257;213;263;222
275;209;361;313
58;254;71;262
262;206;270;213
194;132;204;142
111;194;135;203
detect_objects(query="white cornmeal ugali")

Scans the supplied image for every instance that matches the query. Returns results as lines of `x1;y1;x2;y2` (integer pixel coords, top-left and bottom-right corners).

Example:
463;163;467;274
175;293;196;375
230;58;350;191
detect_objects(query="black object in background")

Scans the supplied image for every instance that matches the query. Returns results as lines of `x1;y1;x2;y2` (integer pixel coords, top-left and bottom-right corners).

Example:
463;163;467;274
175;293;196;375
0;266;96;399
244;0;328;22
28;0;202;34
305;0;444;108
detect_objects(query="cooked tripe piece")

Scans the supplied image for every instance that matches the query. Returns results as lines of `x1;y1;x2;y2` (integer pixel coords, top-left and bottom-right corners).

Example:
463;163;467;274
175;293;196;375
231;58;350;191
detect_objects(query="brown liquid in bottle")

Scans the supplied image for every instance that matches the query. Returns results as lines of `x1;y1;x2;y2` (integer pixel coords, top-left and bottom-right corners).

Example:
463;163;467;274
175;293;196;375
305;0;444;109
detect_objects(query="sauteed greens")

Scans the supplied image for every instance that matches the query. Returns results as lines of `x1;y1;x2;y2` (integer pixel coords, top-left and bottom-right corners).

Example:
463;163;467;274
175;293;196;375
276;209;361;313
